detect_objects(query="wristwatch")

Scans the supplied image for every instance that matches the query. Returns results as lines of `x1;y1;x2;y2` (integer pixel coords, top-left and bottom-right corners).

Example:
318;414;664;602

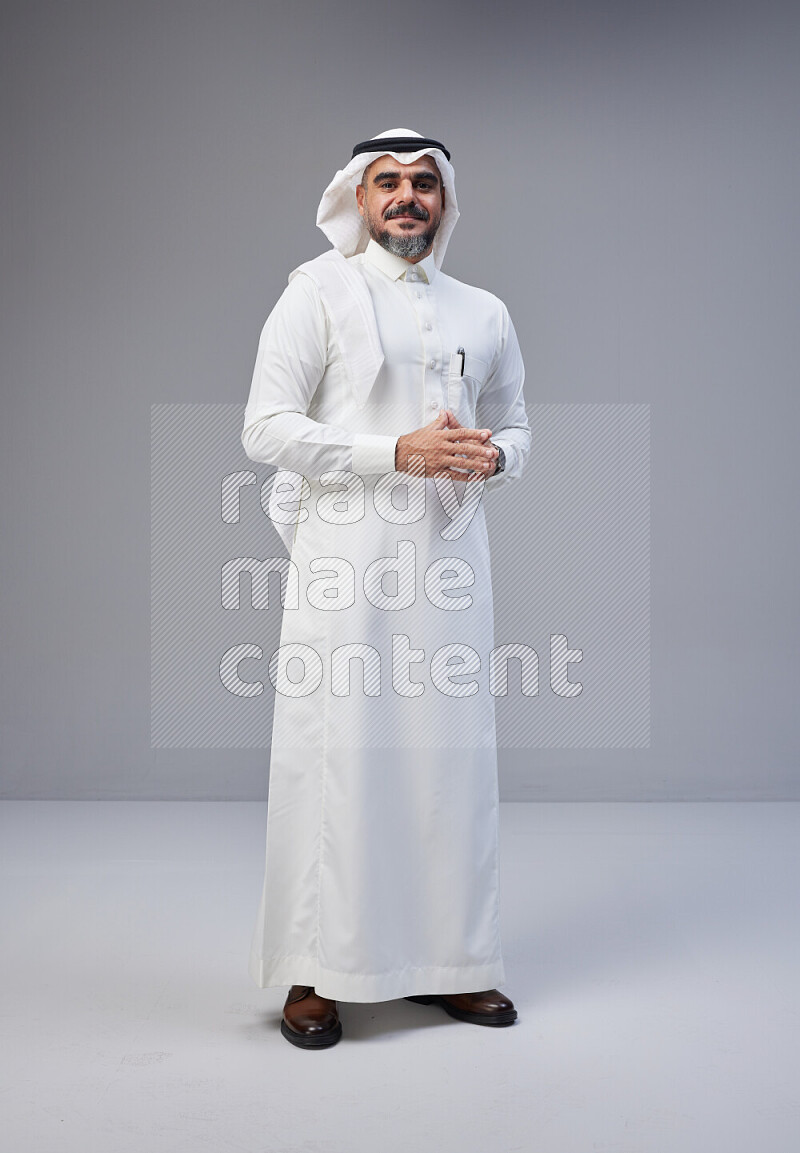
490;442;505;475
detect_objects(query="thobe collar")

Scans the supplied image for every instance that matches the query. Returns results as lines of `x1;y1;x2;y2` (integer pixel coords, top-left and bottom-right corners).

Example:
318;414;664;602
363;238;438;284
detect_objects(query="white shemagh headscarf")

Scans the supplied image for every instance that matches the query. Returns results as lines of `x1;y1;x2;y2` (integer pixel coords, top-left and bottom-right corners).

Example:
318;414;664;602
316;127;459;269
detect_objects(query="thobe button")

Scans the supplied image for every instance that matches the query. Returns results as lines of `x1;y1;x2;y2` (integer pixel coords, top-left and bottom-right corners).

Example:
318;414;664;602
429;359;436;368
429;401;438;411
408;272;418;281
425;322;433;331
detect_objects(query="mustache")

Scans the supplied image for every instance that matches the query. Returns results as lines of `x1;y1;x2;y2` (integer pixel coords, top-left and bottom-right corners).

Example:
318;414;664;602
383;204;429;221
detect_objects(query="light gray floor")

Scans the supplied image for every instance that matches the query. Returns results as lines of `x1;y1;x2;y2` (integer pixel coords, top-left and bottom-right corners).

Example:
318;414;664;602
1;800;798;1152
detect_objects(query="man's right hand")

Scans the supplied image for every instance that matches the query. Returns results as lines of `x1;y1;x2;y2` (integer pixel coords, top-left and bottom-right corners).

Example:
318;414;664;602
395;410;499;480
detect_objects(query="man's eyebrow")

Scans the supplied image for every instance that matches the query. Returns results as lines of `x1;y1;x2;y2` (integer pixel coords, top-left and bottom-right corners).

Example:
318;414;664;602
371;169;441;185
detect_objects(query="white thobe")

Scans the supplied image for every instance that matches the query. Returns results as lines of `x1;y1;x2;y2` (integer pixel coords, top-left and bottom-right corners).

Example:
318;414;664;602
242;238;531;1002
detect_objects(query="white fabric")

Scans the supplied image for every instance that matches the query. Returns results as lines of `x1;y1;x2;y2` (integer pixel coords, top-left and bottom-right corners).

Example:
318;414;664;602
288;248;385;411
316;127;459;269
242;233;531;1002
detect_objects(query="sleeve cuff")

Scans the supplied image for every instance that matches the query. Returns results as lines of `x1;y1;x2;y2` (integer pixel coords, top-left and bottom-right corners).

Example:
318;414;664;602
352;432;399;477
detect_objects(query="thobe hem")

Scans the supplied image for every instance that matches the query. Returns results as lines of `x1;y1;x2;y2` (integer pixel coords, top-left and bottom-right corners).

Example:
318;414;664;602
248;950;507;1003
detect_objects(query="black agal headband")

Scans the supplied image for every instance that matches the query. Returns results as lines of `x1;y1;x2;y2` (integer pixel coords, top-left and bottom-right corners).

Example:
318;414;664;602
351;136;451;162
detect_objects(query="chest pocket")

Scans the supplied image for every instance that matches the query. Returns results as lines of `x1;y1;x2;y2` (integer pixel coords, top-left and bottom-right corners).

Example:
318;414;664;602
446;352;490;428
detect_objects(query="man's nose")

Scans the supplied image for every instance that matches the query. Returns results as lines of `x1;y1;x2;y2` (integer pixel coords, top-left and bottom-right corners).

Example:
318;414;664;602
395;178;417;202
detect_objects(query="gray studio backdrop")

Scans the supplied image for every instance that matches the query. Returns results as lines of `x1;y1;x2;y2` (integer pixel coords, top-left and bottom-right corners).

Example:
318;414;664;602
1;0;797;799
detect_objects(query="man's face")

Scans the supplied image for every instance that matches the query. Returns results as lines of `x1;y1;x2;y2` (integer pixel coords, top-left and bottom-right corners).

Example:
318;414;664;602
355;154;445;263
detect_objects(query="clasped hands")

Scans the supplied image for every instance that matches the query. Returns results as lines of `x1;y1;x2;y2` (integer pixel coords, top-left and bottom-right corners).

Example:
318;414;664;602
394;409;499;482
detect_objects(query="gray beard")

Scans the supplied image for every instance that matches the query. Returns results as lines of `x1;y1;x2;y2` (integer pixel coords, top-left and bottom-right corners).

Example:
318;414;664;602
376;228;435;260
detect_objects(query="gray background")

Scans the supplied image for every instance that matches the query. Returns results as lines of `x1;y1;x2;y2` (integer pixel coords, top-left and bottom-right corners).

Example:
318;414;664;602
1;0;797;799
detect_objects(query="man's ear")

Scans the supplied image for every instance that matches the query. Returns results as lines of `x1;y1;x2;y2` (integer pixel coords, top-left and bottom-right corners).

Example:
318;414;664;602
355;182;366;217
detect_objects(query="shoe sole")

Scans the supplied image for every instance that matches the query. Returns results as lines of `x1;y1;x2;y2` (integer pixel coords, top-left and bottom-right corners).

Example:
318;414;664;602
405;994;517;1027
280;1017;343;1048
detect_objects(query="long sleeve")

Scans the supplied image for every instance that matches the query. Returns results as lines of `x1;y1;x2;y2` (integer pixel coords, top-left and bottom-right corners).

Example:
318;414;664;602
241;274;398;479
476;304;532;491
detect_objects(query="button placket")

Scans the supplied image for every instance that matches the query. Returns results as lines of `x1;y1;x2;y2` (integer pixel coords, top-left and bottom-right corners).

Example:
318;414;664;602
414;279;445;418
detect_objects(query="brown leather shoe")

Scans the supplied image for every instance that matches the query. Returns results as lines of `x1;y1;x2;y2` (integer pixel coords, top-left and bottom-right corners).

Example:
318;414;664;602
405;988;517;1026
281;985;342;1048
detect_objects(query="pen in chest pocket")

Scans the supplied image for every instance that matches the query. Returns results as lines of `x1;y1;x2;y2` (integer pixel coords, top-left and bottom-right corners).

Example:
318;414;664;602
457;346;465;376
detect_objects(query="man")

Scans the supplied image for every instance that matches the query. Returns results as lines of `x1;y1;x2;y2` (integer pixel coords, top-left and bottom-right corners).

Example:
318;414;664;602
241;128;531;1048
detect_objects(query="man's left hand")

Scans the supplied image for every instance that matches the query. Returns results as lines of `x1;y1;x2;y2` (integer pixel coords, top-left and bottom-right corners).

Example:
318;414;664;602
442;410;499;479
